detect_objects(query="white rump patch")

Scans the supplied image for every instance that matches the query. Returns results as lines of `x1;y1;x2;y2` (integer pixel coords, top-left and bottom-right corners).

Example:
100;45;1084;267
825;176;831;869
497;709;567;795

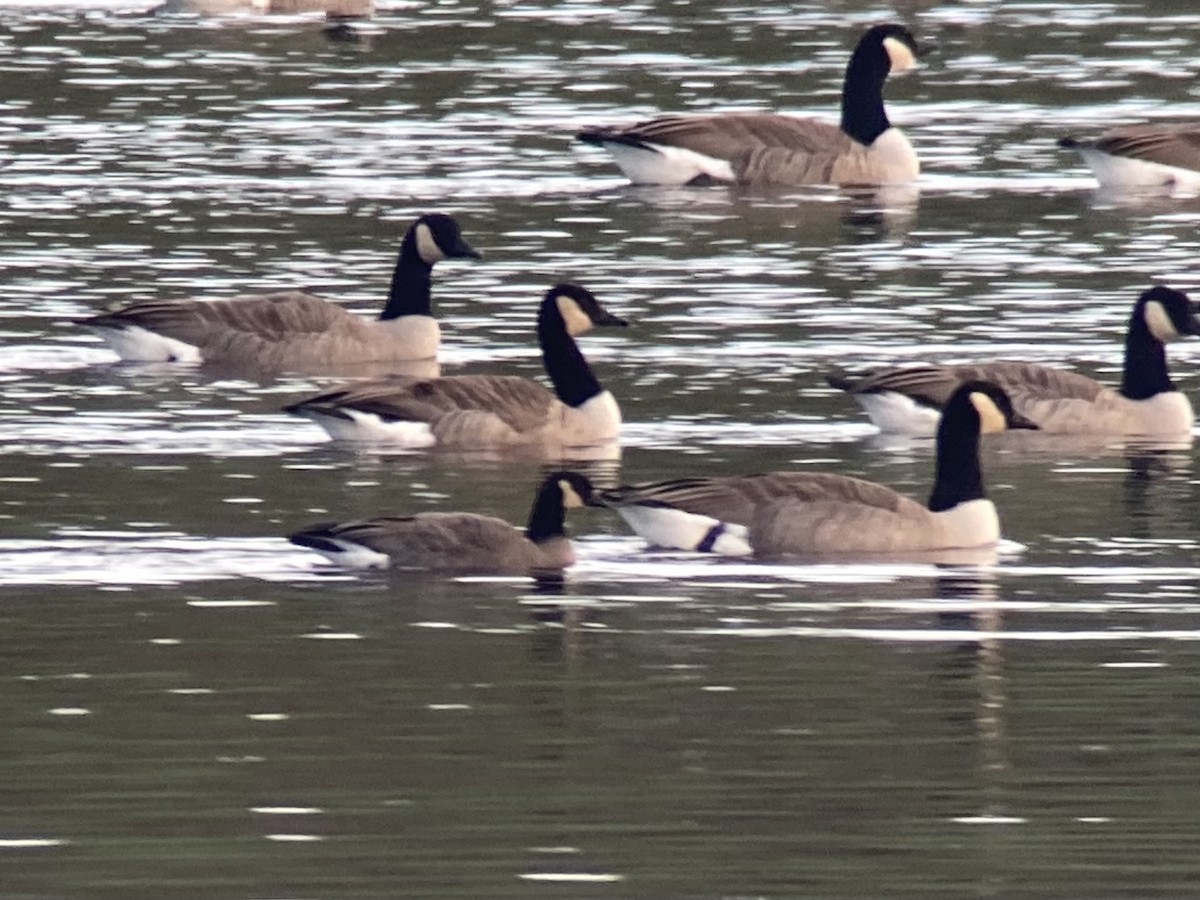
1076;148;1200;191
414;223;446;264
90;324;203;363
310;539;392;570
298;408;437;447
854;392;940;435
883;36;917;72
614;504;751;555
1143;300;1180;343
595;140;736;185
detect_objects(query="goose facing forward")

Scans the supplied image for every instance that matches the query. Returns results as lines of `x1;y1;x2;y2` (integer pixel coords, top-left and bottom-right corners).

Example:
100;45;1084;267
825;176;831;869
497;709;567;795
828;286;1200;436
1059;124;1200;190
575;23;926;187
593;382;1034;557
284;283;627;448
78;213;480;370
289;471;594;572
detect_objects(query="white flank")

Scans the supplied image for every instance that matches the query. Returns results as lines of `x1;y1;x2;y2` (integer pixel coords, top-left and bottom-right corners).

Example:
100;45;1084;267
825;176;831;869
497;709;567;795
614;505;752;555
300;408;437;446
933;499;1000;549
597;141;736;185
855;392;941;435
1077;148;1200;190
313;539;392;569
90;324;203;363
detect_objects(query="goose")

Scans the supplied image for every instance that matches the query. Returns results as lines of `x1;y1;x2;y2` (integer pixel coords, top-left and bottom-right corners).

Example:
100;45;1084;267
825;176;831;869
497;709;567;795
575;23;926;187
76;213;479;371
289;471;594;572
592;381;1034;557
1059;124;1200;190
827;286;1200;436
283;283;627;448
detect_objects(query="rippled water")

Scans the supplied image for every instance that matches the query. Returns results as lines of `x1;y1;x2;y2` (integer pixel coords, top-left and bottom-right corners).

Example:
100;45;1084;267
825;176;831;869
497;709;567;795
5;1;1200;896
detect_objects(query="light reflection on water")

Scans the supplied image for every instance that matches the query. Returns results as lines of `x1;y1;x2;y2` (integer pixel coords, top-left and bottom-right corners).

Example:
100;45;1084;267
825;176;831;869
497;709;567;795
5;1;1200;897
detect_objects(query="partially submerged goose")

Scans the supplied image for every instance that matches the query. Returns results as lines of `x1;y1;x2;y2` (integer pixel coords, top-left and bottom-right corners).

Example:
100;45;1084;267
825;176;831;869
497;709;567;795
575;23;926;186
289;471;594;573
1059;124;1200;190
593;382;1033;557
77;213;479;371
828;286;1200;436
284;283;627;449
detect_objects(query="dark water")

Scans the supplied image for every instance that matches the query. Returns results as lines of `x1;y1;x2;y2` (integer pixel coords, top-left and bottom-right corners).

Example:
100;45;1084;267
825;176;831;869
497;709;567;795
4;1;1200;897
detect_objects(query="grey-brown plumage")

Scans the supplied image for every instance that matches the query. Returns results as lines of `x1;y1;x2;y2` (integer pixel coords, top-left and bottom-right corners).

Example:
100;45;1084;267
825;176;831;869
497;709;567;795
594;382;1033;557
576;24;925;186
288;471;595;573
283;283;627;448
1060;124;1200;174
77;213;479;373
828;286;1200;435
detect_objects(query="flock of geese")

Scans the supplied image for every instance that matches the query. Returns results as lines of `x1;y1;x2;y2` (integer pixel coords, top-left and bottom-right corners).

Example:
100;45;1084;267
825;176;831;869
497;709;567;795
75;22;1200;575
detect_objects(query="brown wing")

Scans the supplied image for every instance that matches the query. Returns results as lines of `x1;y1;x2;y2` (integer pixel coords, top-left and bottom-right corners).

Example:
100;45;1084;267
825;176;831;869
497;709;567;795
301;512;536;569
598;472;908;525
86;291;361;344
829;362;1106;407
583;112;848;160
1093;124;1200;170
288;374;558;435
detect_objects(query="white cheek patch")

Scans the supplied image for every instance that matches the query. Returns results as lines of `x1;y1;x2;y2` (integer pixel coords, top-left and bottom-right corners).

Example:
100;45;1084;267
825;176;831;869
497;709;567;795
415;223;446;264
969;392;1008;434
559;480;584;509
1143;300;1180;343
556;295;595;336
883;36;916;72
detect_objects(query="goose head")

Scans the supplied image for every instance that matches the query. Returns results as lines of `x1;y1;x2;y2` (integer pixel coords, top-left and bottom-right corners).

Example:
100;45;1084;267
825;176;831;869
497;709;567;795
942;381;1039;437
856;23;927;76
526;471;596;544
409;213;482;265
539;283;629;337
1135;286;1200;344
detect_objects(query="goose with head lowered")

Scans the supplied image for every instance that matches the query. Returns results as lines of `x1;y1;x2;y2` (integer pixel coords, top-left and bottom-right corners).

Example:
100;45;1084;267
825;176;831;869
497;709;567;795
595;382;1032;557
284;283;627;449
77;213;480;372
827;286;1200;436
1059;124;1200;191
289;471;595;573
575;23;927;187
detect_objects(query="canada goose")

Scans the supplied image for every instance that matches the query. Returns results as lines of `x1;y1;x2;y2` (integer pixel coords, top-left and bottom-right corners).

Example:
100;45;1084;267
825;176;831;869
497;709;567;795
593;382;1034;557
1059;124;1200;190
284;283;627;448
575;23;926;187
288;471;594;572
827;286;1200;436
77;213;479;371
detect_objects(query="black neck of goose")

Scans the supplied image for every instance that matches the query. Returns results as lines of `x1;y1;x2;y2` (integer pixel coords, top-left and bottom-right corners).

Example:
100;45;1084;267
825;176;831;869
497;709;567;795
538;310;603;408
525;485;567;544
840;45;891;145
927;415;985;513
381;238;433;321
1120;313;1174;400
